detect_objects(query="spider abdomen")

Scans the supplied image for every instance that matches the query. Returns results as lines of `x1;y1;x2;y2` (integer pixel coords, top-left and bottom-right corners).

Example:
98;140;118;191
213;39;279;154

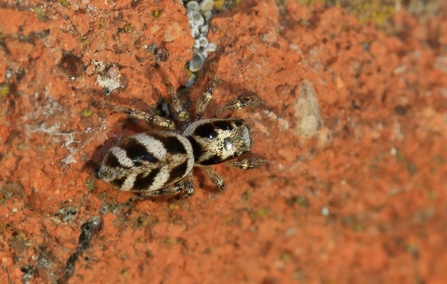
98;131;194;192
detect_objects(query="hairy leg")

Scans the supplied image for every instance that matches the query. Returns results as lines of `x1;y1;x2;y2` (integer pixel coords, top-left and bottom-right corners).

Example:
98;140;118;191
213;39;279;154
138;175;194;199
166;82;190;123
179;173;195;199
225;158;268;170
195;71;218;118
203;167;225;191
91;101;176;130
215;93;263;116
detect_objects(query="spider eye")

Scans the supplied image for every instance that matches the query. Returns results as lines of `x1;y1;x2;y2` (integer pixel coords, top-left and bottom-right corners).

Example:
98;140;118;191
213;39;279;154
234;119;244;127
224;138;233;151
194;123;218;140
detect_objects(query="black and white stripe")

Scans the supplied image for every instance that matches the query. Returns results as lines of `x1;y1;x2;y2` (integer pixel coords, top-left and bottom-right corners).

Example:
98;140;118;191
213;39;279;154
98;131;194;192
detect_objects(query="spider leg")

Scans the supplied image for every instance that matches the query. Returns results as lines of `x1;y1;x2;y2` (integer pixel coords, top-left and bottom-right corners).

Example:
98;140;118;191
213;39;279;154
203;167;225;191
138;174;195;199
179;173;195;199
215;93;263;117
91;101;175;130
195;71;218;118
166;82;190;123
225;158;268;170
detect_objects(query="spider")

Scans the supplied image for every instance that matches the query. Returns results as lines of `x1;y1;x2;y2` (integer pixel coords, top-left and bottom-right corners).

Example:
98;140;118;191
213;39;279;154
94;68;266;199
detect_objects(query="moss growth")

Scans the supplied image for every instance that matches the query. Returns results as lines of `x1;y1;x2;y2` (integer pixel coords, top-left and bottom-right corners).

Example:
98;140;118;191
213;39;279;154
85;177;96;192
406;243;418;254
241;190;251;201
0;83;10;99
286;195;310;207
32;6;48;21
152;10;162;19
339;0;395;25
59;0;71;8
214;0;241;12
428;190;437;200
275;0;288;15
299;0;325;5
122;24;133;33
99;18;105;31
169;203;180;210
136;236;146;242
80;108;92;117
299;0;395;26
17;143;24;150
280;251;291;261
81;35;89;50
164;237;174;244
256;206;271;217
351;221;364;232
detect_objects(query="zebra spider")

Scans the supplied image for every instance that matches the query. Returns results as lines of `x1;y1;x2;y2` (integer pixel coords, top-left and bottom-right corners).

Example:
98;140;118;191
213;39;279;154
95;70;266;199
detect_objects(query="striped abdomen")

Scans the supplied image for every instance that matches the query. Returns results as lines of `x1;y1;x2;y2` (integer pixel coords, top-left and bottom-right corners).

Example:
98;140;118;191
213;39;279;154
98;131;194;192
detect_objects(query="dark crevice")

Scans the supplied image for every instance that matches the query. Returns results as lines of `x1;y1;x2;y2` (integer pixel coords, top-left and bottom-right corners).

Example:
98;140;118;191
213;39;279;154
57;216;103;284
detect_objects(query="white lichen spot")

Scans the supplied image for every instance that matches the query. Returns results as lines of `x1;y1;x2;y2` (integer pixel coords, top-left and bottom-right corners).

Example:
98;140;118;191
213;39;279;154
28;122;99;166
189;52;205;72
200;0;214;12
183;0;216;72
390;147;397;156
261;110;289;132
96;65;125;95
294;80;324;138
284;227;297;237
321;206;330;216
164;22;183;42
393;65;407;75
29;123;79;165
434;55;447;73
91;60;127;95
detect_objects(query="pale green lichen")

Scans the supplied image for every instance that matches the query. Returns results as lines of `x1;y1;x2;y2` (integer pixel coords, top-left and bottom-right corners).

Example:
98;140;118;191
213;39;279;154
94;62;125;95
122;24;133;33
80;108;92;117
280;252;291;261
0;83;10;99
256;206;271;217
298;0;395;26
32;6;48;21
214;0;241;12
168;203;180;210
59;0;71;8
80;35;89;50
338;0;395;25
241;190;252;201
99;18;105;31
428;190;437;200
164;237;174;244
85;177;96;192
152;10;162;18
17;143;24;150
286;196;310;208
